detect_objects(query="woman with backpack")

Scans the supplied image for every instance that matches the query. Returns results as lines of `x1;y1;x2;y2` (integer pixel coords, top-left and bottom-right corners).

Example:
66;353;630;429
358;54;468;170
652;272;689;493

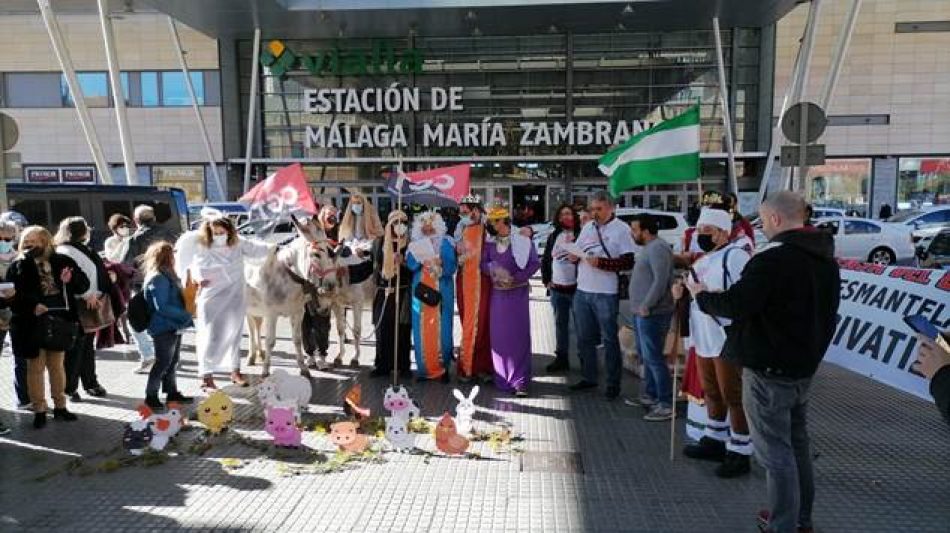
7;226;90;428
141;242;193;411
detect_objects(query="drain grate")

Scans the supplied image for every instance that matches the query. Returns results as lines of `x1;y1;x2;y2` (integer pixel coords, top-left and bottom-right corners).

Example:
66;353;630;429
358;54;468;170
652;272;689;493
520;451;584;474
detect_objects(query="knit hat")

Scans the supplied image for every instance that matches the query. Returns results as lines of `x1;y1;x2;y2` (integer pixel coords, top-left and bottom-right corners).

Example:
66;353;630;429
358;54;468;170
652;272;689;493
696;208;732;232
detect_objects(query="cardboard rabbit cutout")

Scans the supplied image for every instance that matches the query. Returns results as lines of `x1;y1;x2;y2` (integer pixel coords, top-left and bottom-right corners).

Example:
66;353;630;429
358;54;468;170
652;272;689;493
198;391;234;435
453;386;479;434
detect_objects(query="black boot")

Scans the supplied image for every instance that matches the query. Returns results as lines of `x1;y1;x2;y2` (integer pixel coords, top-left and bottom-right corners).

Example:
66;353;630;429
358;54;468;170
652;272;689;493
33;412;47;429
546;358;570;373
683;436;726;462
165;391;194;404
52;408;78;422
145;395;165;411
715;451;751;478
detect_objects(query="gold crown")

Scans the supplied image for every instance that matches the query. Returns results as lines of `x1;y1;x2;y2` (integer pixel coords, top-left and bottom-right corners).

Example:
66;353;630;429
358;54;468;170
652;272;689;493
486;207;509;220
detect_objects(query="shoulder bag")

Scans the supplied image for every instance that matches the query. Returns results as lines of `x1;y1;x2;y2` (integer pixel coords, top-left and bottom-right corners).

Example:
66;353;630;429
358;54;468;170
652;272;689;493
36;284;79;351
414;283;441;307
594;221;630;300
182;271;199;316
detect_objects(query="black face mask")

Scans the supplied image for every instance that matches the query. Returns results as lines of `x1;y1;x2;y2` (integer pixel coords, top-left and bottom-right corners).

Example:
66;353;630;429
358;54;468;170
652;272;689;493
697;234;717;253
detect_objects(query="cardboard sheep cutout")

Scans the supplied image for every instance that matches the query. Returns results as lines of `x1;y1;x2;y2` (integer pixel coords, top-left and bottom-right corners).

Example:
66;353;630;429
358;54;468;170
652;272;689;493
258;369;311;416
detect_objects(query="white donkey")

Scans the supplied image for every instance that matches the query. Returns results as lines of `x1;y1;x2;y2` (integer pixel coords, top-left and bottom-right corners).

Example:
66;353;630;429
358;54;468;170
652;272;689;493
245;217;340;377
325;249;377;367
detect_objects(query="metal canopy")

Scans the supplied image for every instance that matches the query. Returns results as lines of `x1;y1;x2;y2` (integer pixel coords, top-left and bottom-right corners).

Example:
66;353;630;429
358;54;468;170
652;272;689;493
138;0;800;40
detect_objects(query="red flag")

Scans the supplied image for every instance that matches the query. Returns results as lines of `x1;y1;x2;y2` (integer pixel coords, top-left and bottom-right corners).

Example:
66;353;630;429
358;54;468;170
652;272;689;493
402;164;471;203
239;163;318;215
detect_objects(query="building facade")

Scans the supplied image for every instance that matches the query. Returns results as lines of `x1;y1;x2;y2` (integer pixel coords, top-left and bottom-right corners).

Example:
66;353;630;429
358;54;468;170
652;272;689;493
0;0;947;223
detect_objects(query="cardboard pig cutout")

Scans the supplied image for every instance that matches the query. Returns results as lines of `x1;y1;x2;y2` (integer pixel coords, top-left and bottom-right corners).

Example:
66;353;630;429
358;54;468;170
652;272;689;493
330;420;369;453
266;407;302;448
198;391;234;435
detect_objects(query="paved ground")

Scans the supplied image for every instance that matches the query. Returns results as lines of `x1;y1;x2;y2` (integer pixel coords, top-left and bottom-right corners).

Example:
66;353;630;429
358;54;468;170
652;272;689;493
1;281;948;532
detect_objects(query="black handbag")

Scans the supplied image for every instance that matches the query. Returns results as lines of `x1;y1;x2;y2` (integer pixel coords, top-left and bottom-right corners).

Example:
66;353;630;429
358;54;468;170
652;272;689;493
36;314;79;352
414;283;441;307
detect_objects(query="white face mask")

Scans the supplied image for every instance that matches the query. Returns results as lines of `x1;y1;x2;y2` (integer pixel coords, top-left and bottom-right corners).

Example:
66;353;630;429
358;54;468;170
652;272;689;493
117;227;131;237
212;234;228;247
351;204;364;215
394;223;407;237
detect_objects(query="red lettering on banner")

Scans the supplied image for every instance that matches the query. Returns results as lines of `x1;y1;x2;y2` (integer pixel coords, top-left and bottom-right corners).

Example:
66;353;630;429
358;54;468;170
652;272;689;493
937;271;950;292
888;267;932;285
837;259;886;275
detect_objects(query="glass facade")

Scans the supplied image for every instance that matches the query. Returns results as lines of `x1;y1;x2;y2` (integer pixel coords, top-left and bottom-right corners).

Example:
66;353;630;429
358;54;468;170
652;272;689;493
1;71;220;108
804;158;872;217
897;157;950;210
243;29;763;163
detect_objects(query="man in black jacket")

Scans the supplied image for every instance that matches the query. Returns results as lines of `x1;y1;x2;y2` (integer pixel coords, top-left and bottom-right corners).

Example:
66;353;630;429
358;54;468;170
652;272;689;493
914;334;950;426
688;191;840;533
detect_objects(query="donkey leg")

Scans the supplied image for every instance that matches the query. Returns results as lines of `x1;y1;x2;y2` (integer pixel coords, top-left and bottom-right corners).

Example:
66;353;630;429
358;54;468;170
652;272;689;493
290;312;311;378
332;305;346;366
349;304;362;367
246;315;260;366
262;315;278;378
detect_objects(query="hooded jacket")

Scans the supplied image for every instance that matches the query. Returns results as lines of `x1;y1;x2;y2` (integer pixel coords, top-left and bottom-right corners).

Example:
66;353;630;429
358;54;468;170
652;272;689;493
695;228;841;379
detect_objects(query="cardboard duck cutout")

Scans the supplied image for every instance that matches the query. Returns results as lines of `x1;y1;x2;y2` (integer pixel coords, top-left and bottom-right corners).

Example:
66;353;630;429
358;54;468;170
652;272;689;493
198;391;234;435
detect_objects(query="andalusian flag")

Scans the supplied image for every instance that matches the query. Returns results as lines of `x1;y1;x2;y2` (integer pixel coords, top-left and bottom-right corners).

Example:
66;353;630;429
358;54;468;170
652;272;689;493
599;105;701;197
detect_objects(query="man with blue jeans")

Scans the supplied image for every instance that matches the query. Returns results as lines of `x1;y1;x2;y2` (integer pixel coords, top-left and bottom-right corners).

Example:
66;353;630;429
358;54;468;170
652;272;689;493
624;213;675;421
690;192;840;533
568;191;635;400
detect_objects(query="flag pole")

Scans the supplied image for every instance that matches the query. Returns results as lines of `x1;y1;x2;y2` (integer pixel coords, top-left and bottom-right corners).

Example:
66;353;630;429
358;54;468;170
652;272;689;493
392;157;405;386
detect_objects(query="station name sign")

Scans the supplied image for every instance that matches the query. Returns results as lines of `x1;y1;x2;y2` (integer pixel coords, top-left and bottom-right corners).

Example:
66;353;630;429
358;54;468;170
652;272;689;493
302;85;653;149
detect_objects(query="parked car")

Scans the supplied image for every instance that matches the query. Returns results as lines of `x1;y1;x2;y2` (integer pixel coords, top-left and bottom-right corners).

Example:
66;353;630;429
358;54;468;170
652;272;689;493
615;208;688;252
812;207;847;220
814;217;915;265
8;183;187;251
887;206;950;243
189;202;250;230
916;228;950;270
529;222;555;253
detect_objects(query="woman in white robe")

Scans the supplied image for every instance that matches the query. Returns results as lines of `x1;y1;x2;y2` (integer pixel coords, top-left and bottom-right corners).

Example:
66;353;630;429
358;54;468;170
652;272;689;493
175;215;271;390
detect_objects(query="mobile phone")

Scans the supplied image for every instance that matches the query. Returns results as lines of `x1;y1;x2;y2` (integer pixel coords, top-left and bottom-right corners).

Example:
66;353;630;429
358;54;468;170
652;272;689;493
903;314;939;341
0;282;13;291
687;268;700;283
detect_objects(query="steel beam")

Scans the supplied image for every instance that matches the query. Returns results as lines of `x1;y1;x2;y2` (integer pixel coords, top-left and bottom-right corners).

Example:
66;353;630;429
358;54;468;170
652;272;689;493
243;28;262;193
97;0;137;184
713;17;739;196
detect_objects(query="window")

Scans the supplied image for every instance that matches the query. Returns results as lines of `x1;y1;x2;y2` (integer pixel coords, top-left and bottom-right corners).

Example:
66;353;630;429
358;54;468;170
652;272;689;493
50;200;82;225
805;159;871;217
62;72;109;107
4;73;62;107
916;209;950;228
817;220;840;234
103;200;132;221
898;158;950;210
929;232;950;256
141;72;159;107
161;71;204;106
655;215;678;230
134;200;172;223
844;220;881;235
10;199;49;227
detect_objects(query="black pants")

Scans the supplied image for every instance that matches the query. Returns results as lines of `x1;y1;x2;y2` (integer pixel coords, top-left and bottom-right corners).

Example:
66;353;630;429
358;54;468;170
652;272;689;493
373;286;411;373
301;306;331;357
65;331;100;394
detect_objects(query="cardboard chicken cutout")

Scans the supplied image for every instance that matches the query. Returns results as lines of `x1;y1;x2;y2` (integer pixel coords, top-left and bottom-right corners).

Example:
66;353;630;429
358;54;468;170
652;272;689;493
435;412;470;455
198;391;234;435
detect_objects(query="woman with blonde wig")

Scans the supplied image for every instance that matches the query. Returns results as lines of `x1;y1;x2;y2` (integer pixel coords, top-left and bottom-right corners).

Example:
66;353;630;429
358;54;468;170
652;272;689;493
371;210;412;378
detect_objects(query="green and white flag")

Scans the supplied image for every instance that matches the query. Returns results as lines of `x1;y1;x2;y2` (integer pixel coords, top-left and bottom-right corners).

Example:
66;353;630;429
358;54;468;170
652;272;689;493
599;105;701;197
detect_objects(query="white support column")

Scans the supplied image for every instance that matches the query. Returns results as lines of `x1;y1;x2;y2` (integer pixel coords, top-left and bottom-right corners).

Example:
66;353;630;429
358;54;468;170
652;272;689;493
820;0;862;110
788;0;823;192
37;0;112;184
712;17;738;197
757;0;823;203
243;28;262;193
97;0;137;184
168;17;225;201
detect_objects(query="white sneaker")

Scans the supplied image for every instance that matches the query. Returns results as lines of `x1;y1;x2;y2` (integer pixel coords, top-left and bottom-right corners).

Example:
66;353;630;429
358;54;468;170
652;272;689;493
643;405;673;422
134;360;154;375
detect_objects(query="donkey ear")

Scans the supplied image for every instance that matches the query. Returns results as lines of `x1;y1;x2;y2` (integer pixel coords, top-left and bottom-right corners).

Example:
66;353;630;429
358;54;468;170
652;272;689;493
452;389;465;401
469;385;480;399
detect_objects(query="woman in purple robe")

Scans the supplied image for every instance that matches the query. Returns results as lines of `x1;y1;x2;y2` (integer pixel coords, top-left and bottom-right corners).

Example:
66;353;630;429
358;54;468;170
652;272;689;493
481;207;541;397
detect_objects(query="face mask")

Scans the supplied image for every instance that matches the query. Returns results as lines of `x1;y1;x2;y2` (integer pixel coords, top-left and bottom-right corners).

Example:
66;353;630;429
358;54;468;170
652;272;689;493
351;204;363;215
25;247;42;259
212;234;228;247
458;215;472;227
697;234;717;253
117;227;131;237
394;223;407;237
561;217;574;229
0;241;13;254
326;216;337;227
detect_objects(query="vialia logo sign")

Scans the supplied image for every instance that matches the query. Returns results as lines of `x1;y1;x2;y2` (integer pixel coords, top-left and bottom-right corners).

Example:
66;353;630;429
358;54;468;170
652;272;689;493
260;39;424;78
